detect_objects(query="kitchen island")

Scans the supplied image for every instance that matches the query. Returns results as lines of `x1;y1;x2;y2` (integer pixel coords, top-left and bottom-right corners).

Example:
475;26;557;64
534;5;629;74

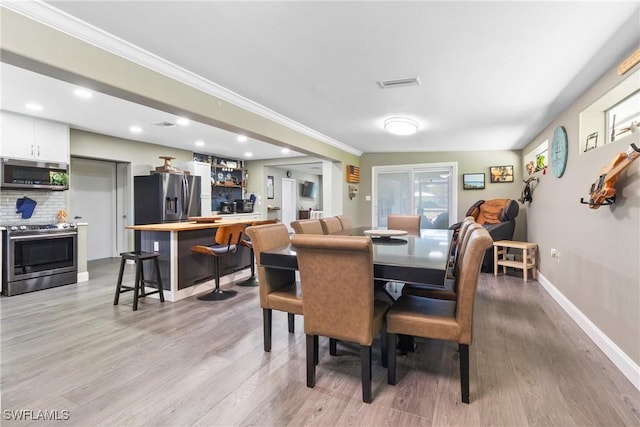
126;218;260;301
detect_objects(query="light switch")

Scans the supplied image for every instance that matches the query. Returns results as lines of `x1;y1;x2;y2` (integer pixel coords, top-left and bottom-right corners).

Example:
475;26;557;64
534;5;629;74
365;195;371;201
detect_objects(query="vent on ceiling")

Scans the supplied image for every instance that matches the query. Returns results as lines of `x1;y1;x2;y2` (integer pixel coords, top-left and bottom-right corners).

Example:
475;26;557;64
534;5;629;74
152;121;177;128
377;77;421;89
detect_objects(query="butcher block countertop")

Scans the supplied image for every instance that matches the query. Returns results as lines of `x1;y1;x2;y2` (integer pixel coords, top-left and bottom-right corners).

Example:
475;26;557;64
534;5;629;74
126;218;259;232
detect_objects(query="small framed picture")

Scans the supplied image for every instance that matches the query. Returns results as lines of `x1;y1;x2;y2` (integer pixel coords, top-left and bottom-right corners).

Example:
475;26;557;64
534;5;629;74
490;165;514;183
463;173;485;190
267;176;274;199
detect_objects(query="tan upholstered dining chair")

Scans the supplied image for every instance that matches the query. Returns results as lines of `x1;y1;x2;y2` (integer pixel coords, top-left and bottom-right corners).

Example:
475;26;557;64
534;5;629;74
291;219;324;234
245;223;302;352
292;234;390;403
319;216;342;234
402;221;482;301
336;214;354;232
387;214;421;235
386;227;493;403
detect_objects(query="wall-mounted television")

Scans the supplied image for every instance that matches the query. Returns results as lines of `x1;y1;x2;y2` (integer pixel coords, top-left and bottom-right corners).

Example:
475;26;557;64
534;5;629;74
301;181;318;198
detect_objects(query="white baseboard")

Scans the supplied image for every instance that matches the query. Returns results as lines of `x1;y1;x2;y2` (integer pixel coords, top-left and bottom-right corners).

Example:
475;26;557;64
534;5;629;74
537;272;640;391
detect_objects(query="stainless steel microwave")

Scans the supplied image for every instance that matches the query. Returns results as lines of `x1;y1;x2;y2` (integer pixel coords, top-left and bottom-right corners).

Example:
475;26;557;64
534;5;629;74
0;158;69;191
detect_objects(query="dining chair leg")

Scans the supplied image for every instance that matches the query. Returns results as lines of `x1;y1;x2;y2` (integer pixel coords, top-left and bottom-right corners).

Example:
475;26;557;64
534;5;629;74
263;309;272;352
329;338;337;356
360;345;372;403
306;334;316;388
314;335;319;365
387;332;397;385
459;343;470;403
380;326;388;368
288;313;295;333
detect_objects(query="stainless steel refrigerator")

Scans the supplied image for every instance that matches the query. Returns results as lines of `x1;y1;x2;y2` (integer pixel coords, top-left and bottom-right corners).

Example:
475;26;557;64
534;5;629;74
134;173;201;225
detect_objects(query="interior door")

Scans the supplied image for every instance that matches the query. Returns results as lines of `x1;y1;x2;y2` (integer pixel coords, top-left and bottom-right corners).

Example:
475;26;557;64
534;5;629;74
70;157;117;260
281;178;297;232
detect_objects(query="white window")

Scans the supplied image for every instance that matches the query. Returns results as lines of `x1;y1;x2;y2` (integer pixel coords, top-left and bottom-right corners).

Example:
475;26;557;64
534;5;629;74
372;162;458;229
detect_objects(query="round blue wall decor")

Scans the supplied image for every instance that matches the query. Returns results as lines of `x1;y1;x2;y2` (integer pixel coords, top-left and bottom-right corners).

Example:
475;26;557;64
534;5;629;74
551;126;568;178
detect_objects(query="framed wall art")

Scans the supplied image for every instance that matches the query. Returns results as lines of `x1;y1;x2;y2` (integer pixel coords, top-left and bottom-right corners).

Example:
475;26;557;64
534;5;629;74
267;175;274;199
490;165;514;183
462;173;485;190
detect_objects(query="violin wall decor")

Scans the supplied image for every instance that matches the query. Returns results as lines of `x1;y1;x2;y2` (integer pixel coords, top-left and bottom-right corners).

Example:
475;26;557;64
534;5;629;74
580;142;640;209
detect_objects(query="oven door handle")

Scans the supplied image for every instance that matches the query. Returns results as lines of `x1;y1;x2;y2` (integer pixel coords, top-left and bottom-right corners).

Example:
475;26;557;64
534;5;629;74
9;232;77;240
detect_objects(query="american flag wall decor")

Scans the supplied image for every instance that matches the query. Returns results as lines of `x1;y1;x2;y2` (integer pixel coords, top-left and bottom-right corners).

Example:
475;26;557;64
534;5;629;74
346;165;360;183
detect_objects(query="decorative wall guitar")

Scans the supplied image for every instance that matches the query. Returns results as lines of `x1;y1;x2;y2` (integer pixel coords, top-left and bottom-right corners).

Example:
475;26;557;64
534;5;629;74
580;142;640;209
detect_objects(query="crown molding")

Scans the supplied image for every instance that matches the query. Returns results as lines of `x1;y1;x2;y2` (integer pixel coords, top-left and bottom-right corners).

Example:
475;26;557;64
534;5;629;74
2;1;363;157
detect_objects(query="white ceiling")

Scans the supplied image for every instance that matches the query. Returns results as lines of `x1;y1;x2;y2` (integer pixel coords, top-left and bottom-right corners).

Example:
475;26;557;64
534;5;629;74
2;1;639;160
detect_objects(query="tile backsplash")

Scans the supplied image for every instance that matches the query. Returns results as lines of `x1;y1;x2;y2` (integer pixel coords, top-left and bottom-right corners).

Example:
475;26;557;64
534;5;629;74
0;190;68;225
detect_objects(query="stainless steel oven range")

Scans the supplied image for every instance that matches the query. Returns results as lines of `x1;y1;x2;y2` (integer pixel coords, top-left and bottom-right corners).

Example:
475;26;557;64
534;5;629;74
2;223;77;296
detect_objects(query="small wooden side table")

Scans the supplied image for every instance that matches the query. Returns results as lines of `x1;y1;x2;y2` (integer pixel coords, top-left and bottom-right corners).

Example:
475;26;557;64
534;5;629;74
493;240;538;282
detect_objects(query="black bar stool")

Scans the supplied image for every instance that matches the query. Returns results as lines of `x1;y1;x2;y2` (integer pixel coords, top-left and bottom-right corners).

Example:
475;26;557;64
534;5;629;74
114;251;165;311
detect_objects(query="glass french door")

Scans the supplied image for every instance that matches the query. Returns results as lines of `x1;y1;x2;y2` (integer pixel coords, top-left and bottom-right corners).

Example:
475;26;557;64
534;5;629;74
372;162;457;229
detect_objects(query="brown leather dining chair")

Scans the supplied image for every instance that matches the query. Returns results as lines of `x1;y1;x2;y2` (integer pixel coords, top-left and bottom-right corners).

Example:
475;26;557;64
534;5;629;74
292;234;391;403
190;222;246;301
336;214;354;232
387;214;421;235
245;223;302;352
402;221;482;301
386;227;493;404
319;216;342;234
291;219;324;234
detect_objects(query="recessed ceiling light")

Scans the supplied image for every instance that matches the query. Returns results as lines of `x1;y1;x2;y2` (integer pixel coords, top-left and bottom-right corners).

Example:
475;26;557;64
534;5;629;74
281;148;290;154
244;152;253;157
237;135;248;142
130;126;142;133
25;103;43;111
384;117;418;136
195;140;205;147
176;117;190;126
74;88;93;98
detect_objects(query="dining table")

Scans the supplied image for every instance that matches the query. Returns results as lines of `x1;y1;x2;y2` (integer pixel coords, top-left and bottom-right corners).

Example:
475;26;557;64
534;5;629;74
259;226;453;288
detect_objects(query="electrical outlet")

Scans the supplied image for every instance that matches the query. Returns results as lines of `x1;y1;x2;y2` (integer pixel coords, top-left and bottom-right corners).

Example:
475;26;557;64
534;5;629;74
153;241;159;251
550;248;557;258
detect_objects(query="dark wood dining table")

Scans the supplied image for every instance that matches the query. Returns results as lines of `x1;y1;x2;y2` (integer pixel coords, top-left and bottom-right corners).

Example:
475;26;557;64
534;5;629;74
259;227;453;287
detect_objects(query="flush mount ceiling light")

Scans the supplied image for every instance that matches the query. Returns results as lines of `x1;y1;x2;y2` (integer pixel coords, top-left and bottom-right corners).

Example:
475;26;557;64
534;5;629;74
74;88;92;98
237;135;248;142
384;117;418;136
25;102;43;111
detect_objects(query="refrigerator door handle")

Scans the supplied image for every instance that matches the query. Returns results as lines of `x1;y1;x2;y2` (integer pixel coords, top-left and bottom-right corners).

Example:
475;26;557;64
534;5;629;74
183;175;190;216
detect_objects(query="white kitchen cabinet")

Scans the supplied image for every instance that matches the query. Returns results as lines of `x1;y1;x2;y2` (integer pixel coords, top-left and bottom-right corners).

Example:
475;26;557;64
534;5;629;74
0;111;69;163
201;194;212;217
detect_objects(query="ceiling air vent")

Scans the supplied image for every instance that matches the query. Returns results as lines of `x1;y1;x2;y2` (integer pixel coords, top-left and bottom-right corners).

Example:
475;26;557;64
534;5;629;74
152;121;176;128
377;77;421;89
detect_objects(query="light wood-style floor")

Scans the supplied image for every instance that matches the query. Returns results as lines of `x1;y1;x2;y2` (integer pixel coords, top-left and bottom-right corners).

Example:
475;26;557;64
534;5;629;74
1;258;639;426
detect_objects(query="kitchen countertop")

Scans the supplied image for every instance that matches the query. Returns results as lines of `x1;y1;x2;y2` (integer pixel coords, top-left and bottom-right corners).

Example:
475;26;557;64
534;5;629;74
125;217;260;232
